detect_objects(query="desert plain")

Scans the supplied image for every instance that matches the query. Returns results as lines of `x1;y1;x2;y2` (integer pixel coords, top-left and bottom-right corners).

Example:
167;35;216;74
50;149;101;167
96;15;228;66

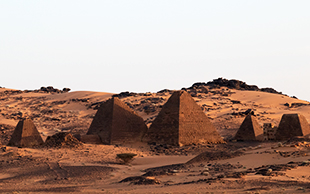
1;78;310;193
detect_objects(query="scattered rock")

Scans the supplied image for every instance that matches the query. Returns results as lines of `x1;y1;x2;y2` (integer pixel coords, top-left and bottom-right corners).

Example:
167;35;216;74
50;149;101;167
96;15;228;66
231;100;241;104
120;176;161;185
230;109;254;116
202;171;210;176
112;92;138;98
255;163;299;176
225;171;247;178
62;88;71;92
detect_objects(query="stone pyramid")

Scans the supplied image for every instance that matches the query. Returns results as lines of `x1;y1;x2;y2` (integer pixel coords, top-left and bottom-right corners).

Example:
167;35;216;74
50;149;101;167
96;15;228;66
234;114;264;141
87;97;147;144
8;118;44;147
275;114;310;140
144;90;224;146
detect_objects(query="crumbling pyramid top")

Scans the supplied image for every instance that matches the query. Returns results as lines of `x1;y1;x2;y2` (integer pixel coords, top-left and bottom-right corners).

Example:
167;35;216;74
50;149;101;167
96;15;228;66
87;97;147;144
234;114;264;141
144;90;224;146
275;114;310;140
8;118;44;147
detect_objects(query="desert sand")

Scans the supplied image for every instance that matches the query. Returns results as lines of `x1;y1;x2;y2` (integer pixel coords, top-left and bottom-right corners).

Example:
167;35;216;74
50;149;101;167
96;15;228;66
1;79;310;193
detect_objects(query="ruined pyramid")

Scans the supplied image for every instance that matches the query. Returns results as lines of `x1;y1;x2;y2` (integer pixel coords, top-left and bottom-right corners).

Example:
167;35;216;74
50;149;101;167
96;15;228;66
144;90;224;146
87;97;147;144
8;118;44;147
234;114;264;141
275;114;310;140
45;132;83;148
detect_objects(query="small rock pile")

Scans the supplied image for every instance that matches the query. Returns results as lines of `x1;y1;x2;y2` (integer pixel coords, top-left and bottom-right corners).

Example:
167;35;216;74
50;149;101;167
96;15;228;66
120;176;161;185
44;132;83;148
199;163;246;178
254;161;310;177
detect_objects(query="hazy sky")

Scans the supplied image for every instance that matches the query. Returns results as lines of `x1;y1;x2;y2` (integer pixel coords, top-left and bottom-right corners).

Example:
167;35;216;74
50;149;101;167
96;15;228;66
1;1;310;100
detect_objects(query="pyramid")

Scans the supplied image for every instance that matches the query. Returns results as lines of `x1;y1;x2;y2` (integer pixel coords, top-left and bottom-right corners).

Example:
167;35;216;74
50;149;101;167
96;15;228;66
234;114;264;141
8;118;44;147
275;114;310;140
87;97;147;144
144;90;224;146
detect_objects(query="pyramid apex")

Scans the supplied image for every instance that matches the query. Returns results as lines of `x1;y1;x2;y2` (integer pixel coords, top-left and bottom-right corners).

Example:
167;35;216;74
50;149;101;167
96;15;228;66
111;96;120;100
109;96;123;105
172;90;188;96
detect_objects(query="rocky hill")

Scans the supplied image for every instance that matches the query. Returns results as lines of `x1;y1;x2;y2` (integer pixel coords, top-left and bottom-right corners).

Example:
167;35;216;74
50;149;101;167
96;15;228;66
189;78;281;94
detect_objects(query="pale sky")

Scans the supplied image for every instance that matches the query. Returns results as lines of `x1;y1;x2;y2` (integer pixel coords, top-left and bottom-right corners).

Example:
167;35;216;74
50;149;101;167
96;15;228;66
1;1;309;101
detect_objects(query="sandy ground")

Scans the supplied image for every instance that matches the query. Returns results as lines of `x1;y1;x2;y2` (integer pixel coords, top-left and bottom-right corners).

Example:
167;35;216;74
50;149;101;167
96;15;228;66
1;141;310;193
1;86;310;193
